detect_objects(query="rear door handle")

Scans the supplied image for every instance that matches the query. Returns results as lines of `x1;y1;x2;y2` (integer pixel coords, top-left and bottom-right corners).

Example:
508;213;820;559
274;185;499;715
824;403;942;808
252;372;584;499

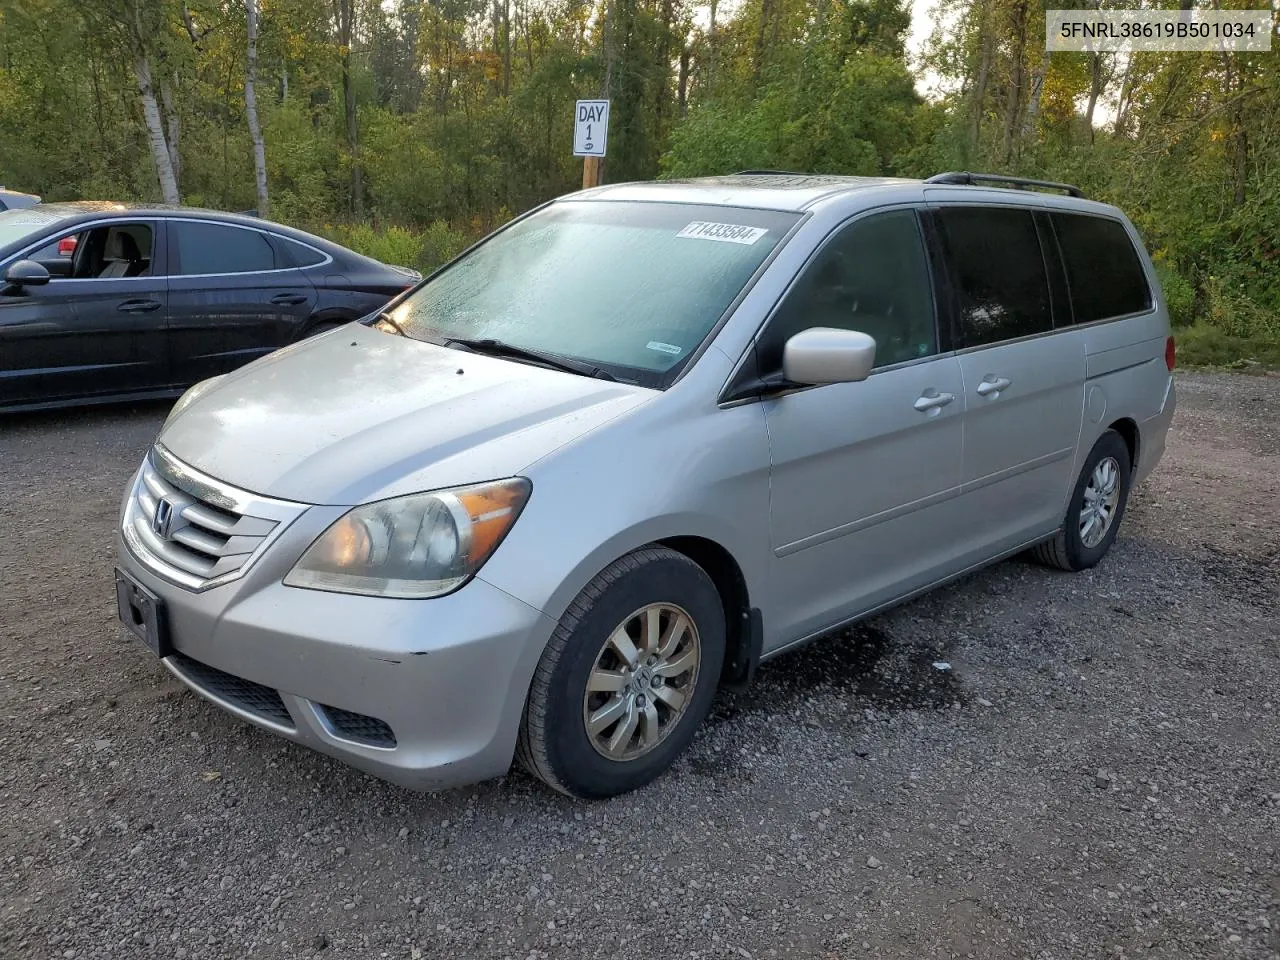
116;298;162;313
976;376;1012;397
914;391;956;413
270;293;308;306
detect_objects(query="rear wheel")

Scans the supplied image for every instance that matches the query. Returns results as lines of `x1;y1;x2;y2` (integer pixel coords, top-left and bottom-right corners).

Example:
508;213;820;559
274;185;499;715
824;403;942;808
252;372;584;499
517;547;724;798
1031;429;1132;571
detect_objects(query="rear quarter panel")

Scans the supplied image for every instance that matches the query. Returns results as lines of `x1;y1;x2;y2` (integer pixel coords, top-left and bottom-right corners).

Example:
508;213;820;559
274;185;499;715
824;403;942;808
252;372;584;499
1068;212;1173;496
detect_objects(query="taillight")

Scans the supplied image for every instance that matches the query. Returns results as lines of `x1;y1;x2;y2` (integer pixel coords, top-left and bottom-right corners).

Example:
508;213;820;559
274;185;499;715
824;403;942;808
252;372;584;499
58;236;77;257
1165;336;1176;371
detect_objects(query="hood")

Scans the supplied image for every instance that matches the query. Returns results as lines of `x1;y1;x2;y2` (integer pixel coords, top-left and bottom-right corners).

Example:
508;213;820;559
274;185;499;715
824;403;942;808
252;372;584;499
160;324;655;505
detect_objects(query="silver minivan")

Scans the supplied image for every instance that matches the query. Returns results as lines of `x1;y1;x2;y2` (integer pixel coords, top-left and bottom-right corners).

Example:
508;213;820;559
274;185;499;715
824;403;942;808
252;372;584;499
115;172;1176;797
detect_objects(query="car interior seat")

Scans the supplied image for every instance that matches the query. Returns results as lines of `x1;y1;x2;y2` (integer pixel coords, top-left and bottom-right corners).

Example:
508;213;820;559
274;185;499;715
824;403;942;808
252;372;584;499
98;229;150;278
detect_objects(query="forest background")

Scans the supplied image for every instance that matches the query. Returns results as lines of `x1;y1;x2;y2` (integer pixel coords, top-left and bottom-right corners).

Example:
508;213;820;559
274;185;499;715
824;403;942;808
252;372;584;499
2;0;1277;365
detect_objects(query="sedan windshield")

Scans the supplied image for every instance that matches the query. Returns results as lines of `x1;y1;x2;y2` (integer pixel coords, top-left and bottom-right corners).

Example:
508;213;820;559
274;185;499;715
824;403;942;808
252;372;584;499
384;200;799;385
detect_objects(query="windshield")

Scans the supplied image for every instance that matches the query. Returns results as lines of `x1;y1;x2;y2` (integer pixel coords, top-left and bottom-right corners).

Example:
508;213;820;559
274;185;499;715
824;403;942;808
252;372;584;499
384;200;798;385
0;207;66;252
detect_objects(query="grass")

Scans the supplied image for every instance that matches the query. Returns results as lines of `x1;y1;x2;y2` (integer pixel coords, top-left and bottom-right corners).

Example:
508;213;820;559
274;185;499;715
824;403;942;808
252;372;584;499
1174;322;1280;371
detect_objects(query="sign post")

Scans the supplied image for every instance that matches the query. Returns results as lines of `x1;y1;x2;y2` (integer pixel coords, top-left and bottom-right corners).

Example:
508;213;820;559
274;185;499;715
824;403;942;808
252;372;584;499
573;99;609;189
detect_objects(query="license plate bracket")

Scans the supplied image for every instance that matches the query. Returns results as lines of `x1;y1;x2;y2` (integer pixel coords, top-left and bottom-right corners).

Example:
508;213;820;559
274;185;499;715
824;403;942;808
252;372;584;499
114;568;172;659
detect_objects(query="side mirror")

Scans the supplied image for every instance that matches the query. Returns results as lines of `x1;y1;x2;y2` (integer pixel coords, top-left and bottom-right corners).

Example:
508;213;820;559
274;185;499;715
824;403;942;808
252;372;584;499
3;259;51;289
782;327;877;385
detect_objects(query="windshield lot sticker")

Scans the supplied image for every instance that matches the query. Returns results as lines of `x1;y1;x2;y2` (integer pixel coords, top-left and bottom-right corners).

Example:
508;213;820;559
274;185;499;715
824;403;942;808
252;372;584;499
677;221;768;245
646;341;683;355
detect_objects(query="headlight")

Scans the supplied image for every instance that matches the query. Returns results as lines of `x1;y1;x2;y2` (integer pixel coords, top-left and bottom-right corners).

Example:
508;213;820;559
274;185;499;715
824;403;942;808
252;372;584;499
283;478;531;599
164;375;226;430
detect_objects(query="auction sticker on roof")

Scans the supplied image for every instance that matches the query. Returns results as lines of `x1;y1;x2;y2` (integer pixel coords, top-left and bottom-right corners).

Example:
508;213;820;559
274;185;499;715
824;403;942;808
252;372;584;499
677;221;768;245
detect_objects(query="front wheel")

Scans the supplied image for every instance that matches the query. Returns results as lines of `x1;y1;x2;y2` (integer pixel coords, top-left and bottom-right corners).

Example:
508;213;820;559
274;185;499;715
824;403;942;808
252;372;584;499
1031;430;1133;571
517;547;725;798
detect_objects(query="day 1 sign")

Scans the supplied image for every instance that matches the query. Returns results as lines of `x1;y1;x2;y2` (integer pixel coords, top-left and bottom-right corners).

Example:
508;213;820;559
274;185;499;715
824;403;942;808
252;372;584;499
573;100;609;157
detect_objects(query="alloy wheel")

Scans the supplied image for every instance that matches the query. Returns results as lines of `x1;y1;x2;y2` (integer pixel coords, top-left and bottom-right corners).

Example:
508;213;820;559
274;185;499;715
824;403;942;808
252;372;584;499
1079;455;1122;548
582;602;701;761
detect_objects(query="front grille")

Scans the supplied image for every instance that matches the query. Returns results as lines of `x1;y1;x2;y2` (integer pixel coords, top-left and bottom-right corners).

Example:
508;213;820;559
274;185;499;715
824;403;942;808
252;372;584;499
170;653;294;729
122;447;304;591
319;705;397;748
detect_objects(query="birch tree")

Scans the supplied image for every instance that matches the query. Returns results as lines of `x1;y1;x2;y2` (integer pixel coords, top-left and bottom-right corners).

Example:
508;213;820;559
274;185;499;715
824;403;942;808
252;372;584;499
244;0;269;215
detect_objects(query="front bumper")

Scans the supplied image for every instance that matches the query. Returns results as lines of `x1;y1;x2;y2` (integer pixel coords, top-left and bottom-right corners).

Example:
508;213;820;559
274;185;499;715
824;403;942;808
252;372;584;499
116;495;556;791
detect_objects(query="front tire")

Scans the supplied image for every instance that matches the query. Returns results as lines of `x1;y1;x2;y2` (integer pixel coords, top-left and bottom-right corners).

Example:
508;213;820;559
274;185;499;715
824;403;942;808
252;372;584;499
1031;430;1132;571
517;547;725;798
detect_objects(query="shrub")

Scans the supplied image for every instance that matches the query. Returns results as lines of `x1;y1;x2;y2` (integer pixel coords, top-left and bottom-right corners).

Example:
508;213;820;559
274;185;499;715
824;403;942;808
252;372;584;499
1152;260;1195;328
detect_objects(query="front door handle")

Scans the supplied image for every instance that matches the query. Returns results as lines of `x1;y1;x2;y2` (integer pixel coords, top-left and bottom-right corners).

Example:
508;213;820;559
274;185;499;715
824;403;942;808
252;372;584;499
117;298;162;313
914;391;956;413
270;293;308;306
976;376;1012;397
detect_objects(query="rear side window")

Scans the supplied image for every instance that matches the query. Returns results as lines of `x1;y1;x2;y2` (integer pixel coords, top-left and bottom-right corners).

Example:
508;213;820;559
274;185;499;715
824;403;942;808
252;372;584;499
173;222;276;275
1051;213;1152;324
277;236;327;268
935;207;1052;347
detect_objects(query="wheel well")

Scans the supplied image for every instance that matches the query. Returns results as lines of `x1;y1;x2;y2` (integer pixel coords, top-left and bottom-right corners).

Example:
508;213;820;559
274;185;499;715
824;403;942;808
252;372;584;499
1107;417;1139;470
657;536;758;688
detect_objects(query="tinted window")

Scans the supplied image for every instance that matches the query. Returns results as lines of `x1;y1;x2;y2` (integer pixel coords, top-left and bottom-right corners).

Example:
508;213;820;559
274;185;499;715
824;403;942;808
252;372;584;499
760;210;936;371
174;222;275;275
936;207;1051;347
278;236;327;268
1051;213;1151;323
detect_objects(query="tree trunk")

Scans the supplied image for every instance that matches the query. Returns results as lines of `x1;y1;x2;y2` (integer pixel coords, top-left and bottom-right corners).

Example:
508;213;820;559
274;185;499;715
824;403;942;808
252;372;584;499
707;0;717;94
502;0;511;97
160;73;181;184
1023;54;1047;136
335;0;363;217
678;44;690;117
1083;51;1105;142
969;9;994;155
245;0;269;216
134;54;180;204
1001;0;1029;164
1113;56;1136;136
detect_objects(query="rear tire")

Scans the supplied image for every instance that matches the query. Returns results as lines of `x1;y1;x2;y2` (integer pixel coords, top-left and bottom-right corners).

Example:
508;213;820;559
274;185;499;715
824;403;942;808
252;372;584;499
1031;430;1132;572
517;547;725;798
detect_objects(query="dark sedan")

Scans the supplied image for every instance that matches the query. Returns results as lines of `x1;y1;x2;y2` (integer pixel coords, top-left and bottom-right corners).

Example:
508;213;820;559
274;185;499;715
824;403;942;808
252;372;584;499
0;203;420;412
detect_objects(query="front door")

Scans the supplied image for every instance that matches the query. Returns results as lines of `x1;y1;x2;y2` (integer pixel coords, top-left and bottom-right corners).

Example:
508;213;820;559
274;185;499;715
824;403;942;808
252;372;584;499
0;220;169;407
754;208;968;646
165;219;317;384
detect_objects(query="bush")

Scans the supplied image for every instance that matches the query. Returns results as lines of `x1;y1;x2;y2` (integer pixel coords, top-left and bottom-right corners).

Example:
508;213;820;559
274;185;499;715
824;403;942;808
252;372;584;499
1175;322;1280;370
1204;275;1280;342
1152;260;1195;328
315;220;475;273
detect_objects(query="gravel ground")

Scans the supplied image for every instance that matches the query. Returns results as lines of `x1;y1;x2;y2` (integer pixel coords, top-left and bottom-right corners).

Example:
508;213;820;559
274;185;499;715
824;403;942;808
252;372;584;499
1;370;1277;960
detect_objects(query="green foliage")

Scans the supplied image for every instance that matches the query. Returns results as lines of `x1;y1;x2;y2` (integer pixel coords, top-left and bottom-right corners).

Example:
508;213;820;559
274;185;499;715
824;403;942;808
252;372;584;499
1175;322;1280;371
1;0;1278;366
318;221;474;274
1153;261;1195;330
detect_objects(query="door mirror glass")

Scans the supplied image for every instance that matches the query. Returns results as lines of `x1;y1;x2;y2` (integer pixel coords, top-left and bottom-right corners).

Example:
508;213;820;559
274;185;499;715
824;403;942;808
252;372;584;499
783;327;876;385
3;259;51;289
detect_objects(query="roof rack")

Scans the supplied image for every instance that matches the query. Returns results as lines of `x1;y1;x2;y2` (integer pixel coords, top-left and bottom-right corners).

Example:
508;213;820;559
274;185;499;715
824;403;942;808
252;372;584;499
732;169;819;177
924;171;1083;198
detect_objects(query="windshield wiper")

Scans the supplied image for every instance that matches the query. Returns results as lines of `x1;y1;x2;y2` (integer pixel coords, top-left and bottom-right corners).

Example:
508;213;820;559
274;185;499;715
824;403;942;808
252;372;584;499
443;337;616;381
372;310;408;337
